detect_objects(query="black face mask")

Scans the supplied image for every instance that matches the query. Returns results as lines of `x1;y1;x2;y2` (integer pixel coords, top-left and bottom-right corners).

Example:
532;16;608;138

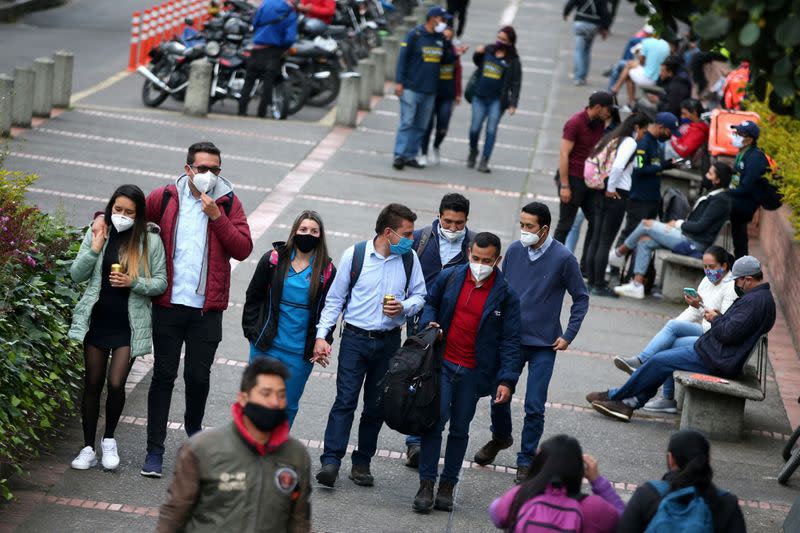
243;402;287;432
294;233;319;253
734;282;745;297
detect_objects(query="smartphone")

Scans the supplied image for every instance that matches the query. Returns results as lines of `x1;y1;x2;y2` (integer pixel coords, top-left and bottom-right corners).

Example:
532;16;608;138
683;287;699;298
673;157;685;164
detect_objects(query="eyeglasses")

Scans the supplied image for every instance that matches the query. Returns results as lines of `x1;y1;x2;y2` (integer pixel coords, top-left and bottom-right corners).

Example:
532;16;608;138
190;165;222;175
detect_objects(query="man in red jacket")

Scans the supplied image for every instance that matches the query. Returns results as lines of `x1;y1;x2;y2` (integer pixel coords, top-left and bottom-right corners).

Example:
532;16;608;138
297;0;335;24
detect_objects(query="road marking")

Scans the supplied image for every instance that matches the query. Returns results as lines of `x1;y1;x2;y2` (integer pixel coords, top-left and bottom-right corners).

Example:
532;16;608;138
28;187;108;204
500;0;520;25
70;70;131;105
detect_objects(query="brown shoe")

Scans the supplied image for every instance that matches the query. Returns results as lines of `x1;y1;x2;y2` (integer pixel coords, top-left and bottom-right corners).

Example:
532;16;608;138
585;391;610;404
434;480;455;511
591;399;633;422
473;435;514;466
349;464;374;486
413;479;435;513
514;465;530;484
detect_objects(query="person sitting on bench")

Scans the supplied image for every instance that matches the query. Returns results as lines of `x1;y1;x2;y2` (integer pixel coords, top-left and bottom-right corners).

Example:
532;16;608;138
586;255;775;422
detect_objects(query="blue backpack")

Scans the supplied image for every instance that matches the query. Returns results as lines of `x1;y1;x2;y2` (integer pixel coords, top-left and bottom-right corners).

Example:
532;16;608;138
644;480;724;533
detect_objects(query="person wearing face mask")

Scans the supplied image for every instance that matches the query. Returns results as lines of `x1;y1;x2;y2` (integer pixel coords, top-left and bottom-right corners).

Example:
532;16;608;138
728;121;770;258
473;202;588;484
467;25;522;173
412;232;521;513
587;255;775;422
157;358;312;533
612;246;737;413
242;210;336;427
611;161;732;300
68;185;167;472
90;142;253;478
313;203;427;488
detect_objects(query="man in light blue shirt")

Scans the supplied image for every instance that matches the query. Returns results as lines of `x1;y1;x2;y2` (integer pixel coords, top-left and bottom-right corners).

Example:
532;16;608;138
314;203;427;488
612;35;670;109
170;184;210;308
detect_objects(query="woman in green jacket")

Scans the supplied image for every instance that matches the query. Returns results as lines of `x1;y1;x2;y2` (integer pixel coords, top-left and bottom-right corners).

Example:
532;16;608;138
68;184;167;471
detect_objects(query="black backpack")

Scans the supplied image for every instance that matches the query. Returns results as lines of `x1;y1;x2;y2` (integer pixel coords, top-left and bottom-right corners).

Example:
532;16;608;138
378;326;443;436
659;187;691;222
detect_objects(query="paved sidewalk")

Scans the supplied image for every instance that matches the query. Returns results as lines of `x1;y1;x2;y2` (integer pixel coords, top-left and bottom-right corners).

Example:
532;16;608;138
2;0;799;531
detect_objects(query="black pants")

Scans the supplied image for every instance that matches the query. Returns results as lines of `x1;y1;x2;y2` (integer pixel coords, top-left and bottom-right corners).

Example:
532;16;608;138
446;0;468;37
731;206;756;259
146;304;222;454
554;175;598;272
239;47;284;118
616;199;660;248
585;190;628;287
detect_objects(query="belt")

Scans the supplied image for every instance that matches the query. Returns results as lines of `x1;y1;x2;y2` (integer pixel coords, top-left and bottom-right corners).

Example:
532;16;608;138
344;323;400;339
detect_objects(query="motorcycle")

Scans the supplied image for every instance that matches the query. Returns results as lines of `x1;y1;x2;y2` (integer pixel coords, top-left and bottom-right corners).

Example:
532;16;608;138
289;17;344;107
137;40;205;107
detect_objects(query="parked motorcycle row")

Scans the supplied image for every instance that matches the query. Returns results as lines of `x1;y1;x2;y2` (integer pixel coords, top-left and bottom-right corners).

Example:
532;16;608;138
136;0;421;119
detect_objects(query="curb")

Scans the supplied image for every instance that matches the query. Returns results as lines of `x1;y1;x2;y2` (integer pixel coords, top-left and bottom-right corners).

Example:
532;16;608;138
0;0;65;22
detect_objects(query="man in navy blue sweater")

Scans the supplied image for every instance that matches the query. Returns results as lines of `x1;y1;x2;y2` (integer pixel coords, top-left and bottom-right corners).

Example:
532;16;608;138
587;255;775;422
393;6;450;170
473;202;589;483
729;121;769;258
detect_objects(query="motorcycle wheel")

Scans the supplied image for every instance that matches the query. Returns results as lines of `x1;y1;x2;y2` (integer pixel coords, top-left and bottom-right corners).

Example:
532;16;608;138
271;82;290;120
141;62;172;108
307;64;341;107
284;69;311;116
778;449;800;485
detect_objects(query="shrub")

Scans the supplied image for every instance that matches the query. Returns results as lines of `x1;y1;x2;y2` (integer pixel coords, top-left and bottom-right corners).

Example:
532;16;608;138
0;169;84;500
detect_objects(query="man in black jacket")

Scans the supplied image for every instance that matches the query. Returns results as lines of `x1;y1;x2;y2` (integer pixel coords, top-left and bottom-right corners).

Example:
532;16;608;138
729;120;770;258
639;56;691;117
587;255;775;421
563;0;610;86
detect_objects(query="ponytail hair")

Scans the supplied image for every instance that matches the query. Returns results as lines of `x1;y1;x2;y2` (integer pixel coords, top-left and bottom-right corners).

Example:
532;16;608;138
665;430;717;505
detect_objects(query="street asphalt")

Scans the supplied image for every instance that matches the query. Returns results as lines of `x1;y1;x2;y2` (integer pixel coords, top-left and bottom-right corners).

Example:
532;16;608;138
1;0;798;531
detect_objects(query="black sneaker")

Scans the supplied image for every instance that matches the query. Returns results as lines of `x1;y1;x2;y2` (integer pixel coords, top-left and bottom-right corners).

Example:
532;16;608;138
140;452;163;478
473;435;513;466
405;444;420;469
434;480;455;511
349;463;374;486
467;150;478;168
393;157;405;170
590;285;618;298
413;479;435;513
514;465;530;484
477;158;491;173
404;158;423;169
316;463;339;487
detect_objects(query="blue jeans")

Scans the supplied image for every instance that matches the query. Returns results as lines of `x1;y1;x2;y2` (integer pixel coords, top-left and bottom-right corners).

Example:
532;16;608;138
320;328;401;467
638;320;703;399
565;209;585;253
624;221;699;275
394;88;436;160
573;21;599;82
469;96;502;161
419;360;480;483
610;345;712;407
421;96;454;155
607;59;626;91
490;346;556;467
249;344;313;427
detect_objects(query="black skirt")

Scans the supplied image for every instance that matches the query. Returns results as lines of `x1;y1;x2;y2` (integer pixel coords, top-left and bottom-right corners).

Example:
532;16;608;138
85;228;132;351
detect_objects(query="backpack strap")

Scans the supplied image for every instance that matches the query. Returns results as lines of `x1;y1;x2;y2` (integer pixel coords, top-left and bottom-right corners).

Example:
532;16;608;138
648;480;671;497
322;261;334;286
343;241;368;315
415;225;433;259
269;249;279;266
402;251;414;294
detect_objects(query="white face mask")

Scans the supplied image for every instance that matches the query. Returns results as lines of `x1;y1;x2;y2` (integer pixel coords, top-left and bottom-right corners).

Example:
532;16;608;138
434;22;447;33
731;134;745;149
520;230;540;247
111;214;135;233
191;171;217;194
469;261;494;282
439;226;465;242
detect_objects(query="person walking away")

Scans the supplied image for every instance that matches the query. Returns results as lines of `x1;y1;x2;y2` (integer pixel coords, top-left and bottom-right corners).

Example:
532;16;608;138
473;203;589;483
242;210;336;427
587;255;775;422
69;185;167;471
297;0;335;24
238;0;297;118
612;161;732;299
412;232;521;513
404;193;475;467
584;113;651;297
446;0;468;39
420;15;464;166
729;120;769;258
313;203;427;488
553;91;614;273
489;435;623;533
664;98;709;162
467;26;521;173
612;35;670;111
393;7;450;170
617;430;745;532
563;0;610;86
613;246;737;413
156;358;312;533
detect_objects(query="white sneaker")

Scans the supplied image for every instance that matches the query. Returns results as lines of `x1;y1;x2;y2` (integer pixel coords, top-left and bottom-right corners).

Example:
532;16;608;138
620;104;632;113
71;446;98;470
417;154;428;167
101;438;120;470
431;147;440;166
607;248;626;269
614;281;645;300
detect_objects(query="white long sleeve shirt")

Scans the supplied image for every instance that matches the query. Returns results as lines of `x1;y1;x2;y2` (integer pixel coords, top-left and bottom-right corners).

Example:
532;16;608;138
606;136;638;193
676;273;738;332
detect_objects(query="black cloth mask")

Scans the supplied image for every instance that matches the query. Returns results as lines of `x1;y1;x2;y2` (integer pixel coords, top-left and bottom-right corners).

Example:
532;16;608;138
243;402;287;432
294;233;319;253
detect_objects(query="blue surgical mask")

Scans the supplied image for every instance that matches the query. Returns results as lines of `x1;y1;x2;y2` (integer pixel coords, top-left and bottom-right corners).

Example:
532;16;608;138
704;267;725;284
389;230;413;255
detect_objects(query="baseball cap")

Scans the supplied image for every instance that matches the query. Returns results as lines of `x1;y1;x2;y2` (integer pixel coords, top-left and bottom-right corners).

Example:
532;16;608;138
443;13;454;26
588;91;615;108
655;111;681;136
730;255;762;280
642;24;655;35
734;120;760;140
427;6;447;19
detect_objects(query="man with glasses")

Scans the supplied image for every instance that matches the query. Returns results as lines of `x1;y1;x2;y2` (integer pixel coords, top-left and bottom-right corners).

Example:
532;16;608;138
313;203;427;488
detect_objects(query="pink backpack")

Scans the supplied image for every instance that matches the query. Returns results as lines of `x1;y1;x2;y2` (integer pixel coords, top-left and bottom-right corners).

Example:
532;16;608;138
516;485;584;533
583;138;619;190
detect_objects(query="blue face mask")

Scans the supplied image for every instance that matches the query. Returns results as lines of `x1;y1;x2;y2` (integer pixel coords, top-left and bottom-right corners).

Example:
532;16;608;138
704;267;725;284
389;230;413;255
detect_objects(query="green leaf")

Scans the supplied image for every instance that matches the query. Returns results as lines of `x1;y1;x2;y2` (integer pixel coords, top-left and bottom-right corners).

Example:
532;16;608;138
775;56;793;77
775;15;800;47
10;396;20;407
739;22;761;46
693;13;730;40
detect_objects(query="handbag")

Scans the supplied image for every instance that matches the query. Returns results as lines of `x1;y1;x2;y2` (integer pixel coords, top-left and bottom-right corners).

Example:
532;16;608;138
464;69;479;104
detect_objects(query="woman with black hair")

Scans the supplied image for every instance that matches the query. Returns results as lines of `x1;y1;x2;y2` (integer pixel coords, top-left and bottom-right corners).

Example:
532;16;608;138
69;184;168;471
489;434;623;532
242;210;336;427
618;430;745;532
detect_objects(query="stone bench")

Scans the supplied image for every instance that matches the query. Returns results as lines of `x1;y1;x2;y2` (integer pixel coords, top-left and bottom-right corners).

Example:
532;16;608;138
673;335;768;441
662;168;703;202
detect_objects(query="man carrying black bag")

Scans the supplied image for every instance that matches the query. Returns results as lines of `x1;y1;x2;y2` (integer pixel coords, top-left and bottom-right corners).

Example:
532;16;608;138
411;232;521;514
